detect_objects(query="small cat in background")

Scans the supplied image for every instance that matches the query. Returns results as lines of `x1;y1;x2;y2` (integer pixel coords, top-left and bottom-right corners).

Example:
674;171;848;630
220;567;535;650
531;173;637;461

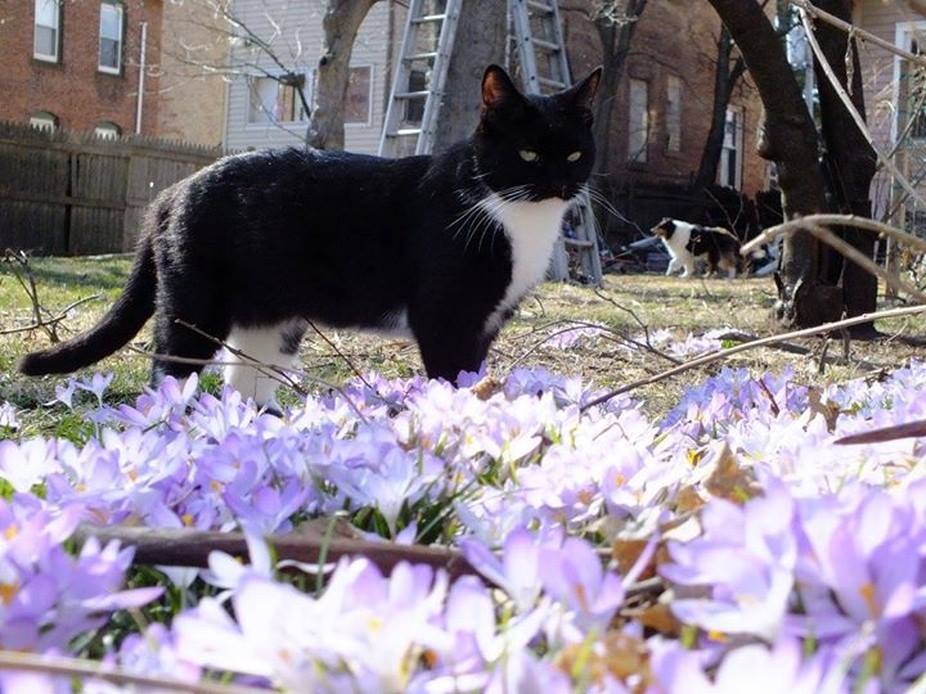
651;218;742;279
19;65;602;408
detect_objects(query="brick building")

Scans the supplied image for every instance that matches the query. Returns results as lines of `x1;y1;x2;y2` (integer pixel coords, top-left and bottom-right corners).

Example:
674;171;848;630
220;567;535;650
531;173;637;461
562;0;767;196
0;0;163;137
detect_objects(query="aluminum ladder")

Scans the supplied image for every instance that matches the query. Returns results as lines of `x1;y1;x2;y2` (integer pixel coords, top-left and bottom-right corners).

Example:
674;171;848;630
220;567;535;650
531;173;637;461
509;0;603;285
378;0;462;157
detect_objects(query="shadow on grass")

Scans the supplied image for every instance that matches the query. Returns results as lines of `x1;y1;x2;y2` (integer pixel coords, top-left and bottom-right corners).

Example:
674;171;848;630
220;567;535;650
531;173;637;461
1;259;130;291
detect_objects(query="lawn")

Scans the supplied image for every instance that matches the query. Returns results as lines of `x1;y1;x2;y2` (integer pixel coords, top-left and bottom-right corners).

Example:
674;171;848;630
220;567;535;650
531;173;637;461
2;254;925;433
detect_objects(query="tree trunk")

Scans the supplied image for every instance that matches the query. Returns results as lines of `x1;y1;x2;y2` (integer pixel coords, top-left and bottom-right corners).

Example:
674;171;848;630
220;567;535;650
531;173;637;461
433;0;508;151
592;0;648;180
811;0;878;333
694;27;745;191
708;0;839;327
306;0;380;150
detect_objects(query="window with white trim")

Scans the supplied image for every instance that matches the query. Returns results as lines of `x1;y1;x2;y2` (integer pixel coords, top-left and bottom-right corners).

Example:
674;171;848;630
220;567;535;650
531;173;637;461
900;37;926;140
95;121;121;139
98;2;124;74
718;107;744;190
247;74;309;124
628;78;649;163
30;111;58;132
345;66;373;125
666;75;682;153
34;0;60;62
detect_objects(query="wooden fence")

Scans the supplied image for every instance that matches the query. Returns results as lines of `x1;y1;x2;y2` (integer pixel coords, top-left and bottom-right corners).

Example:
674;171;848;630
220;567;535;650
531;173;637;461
0;121;223;256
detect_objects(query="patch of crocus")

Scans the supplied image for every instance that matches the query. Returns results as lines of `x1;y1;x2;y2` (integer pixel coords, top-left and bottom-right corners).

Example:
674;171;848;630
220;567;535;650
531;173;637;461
0;498;162;653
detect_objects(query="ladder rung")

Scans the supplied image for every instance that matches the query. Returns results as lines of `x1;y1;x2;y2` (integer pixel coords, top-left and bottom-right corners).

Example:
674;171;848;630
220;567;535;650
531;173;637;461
527;0;555;13
411;13;446;24
564;238;595;248
388;128;423;137
529;37;561;52
538;76;567;89
405;51;438;61
394;91;430;99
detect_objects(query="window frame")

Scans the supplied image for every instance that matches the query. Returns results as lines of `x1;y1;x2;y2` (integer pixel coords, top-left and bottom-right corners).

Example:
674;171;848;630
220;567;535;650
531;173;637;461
94;121;121;139
893;22;926;145
718;106;744;190
29;111;58;132
344;64;374;128
33;0;61;63
245;72;312;127
98;1;124;75
665;74;683;154
627;78;650;164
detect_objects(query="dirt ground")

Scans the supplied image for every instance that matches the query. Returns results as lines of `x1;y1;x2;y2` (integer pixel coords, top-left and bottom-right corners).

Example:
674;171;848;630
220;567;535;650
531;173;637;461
2;255;925;436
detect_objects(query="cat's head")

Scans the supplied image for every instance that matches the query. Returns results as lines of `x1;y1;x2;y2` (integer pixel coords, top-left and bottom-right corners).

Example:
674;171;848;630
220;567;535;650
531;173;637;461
472;64;602;203
651;218;677;239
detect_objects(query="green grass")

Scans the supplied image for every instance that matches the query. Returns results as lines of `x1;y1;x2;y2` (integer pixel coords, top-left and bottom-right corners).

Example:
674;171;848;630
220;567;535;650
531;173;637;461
2;255;925;438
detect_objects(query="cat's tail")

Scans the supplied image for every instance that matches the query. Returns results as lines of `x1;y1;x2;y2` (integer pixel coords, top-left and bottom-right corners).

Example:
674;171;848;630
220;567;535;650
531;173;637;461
18;233;157;376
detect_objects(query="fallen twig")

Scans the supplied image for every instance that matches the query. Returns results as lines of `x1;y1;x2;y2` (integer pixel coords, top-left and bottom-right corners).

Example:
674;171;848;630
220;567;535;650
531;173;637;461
834;420;926;446
580;305;926;412
0;294;100;336
0;650;263;694
73;524;482;582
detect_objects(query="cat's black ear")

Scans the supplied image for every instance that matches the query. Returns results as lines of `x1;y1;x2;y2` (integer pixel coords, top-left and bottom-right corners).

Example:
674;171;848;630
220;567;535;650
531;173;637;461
482;65;523;111
566;66;602;115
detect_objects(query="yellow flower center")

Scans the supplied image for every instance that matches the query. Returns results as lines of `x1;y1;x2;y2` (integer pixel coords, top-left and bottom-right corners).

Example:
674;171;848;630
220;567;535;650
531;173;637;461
859;582;878;618
0;583;18;605
181;513;195;527
3;525;18;541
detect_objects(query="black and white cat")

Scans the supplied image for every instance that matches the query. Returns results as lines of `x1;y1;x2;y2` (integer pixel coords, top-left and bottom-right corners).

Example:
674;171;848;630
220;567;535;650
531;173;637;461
19;65;601;406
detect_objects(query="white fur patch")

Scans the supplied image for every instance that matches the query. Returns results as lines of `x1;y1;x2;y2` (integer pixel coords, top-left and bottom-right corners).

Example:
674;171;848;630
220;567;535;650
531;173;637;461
225;324;298;408
660;220;696;277
484;195;569;333
371;308;412;339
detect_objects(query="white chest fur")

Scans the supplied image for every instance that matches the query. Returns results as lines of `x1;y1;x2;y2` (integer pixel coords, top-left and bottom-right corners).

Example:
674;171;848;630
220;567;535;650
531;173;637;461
484;195;569;333
662;221;693;259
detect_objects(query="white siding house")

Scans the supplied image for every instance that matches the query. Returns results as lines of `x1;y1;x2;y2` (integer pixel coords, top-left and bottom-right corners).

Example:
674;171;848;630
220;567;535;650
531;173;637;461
223;0;395;153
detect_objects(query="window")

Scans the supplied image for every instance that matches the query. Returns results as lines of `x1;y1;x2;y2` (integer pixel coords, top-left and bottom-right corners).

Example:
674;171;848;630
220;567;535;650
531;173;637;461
718;107;744;189
29;111;58;132
666;75;682;153
98;3;124;74
345;66;373;125
34;0;60;62
901;38;926;140
247;75;308;124
94;121;121;139
628;78;649;163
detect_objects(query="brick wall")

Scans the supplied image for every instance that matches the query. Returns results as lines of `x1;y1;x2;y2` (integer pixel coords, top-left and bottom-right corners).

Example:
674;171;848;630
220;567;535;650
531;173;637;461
563;0;767;196
157;0;227;146
0;0;163;136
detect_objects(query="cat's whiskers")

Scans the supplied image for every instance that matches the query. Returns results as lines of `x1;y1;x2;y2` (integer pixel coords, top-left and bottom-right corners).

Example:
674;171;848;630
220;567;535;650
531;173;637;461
454;185;528;253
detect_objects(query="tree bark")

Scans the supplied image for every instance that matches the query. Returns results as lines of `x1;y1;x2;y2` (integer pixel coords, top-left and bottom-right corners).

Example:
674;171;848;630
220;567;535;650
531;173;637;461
433;0;508;152
306;0;381;150
811;0;878;332
694;26;746;191
592;0;648;180
708;0;839;327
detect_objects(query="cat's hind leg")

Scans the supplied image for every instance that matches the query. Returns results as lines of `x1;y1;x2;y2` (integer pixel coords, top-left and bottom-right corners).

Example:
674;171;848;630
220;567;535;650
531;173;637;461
224;319;306;409
151;304;231;387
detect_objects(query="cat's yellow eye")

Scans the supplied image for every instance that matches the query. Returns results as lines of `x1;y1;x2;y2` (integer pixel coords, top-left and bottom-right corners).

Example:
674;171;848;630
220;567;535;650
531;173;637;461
519;150;539;162
567;151;582;162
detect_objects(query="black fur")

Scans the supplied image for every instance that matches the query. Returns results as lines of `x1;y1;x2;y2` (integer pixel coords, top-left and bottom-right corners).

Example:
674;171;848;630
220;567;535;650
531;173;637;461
685;226;742;274
19;65;602;385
